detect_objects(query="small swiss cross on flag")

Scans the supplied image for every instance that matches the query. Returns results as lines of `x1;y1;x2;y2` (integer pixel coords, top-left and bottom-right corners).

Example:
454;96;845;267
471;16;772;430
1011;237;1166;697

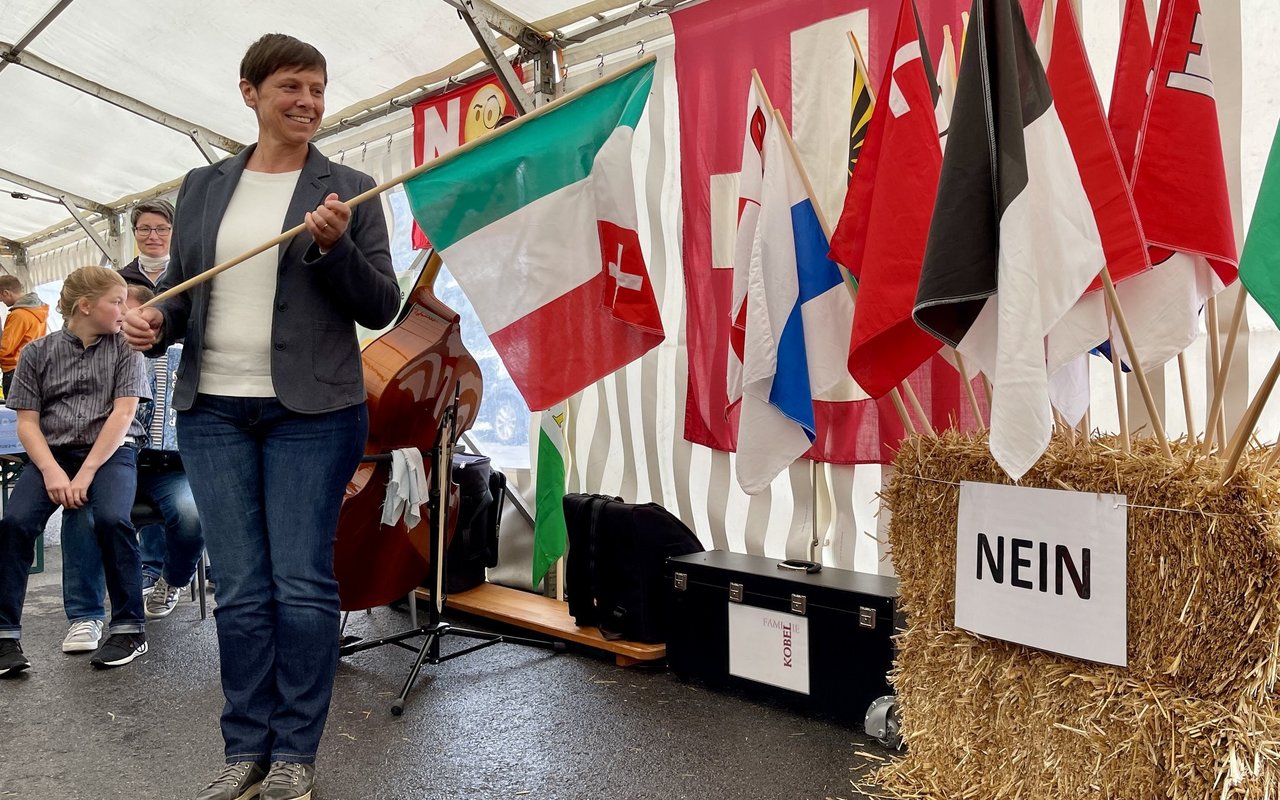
599;221;663;335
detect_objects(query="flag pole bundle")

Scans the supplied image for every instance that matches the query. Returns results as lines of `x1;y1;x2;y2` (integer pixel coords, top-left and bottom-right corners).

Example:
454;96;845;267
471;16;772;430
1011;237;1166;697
872;0;1280;794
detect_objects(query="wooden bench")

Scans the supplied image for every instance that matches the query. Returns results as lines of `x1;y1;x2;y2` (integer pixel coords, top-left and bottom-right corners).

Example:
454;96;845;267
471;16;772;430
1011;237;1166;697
419;581;666;667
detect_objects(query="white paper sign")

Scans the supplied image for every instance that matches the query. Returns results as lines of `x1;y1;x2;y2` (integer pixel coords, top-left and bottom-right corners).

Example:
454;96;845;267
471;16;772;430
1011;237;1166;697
954;481;1127;666
728;604;811;695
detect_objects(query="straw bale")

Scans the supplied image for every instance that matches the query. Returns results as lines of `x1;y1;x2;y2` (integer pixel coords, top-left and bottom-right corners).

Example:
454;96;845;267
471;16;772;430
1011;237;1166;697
871;433;1280;799
885;433;1280;699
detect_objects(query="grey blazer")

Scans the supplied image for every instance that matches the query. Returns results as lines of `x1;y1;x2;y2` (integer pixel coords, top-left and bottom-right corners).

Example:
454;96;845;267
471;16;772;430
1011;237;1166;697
152;143;399;414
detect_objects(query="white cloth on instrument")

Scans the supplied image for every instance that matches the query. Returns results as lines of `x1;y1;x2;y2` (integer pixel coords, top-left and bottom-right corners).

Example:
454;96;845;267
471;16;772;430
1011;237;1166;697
381;447;429;528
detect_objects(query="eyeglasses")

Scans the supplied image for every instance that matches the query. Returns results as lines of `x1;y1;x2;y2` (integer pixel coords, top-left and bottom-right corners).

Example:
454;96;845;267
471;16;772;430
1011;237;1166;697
134;225;172;236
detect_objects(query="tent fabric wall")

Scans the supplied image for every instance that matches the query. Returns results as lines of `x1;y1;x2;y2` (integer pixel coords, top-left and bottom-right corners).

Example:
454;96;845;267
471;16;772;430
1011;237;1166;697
25;225;113;286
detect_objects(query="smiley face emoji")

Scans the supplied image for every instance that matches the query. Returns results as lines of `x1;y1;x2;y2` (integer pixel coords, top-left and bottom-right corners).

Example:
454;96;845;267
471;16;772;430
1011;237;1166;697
465;85;506;141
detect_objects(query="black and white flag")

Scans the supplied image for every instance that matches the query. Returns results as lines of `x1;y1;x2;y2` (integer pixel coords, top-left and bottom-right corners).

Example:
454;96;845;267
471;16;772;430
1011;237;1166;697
912;0;1104;480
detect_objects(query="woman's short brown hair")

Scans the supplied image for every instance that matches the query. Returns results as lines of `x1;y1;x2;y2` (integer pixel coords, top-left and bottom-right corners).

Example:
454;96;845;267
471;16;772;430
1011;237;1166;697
240;33;327;89
130;199;175;229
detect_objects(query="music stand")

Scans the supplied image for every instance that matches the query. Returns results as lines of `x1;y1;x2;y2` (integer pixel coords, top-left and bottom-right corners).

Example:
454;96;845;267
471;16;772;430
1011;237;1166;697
339;391;563;716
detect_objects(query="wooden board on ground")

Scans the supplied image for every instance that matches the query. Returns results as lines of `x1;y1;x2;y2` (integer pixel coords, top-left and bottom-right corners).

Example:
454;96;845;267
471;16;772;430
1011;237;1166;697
419;581;666;667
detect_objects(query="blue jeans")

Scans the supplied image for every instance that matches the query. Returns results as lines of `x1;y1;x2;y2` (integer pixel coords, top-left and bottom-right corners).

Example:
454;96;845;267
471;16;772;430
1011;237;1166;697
178;395;366;765
61;467;205;623
0;446;143;638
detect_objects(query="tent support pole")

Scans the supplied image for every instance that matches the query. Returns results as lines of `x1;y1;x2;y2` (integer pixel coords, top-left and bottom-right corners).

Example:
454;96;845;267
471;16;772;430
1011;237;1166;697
456;0;539;114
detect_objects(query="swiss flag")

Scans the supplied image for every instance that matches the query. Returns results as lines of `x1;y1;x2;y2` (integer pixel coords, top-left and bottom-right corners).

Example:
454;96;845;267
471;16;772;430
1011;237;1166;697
831;0;945;399
600;221;663;335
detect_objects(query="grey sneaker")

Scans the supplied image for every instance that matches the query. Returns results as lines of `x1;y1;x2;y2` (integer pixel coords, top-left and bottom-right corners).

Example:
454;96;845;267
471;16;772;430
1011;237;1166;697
62;619;104;653
261;762;315;800
195;761;267;800
145;577;182;618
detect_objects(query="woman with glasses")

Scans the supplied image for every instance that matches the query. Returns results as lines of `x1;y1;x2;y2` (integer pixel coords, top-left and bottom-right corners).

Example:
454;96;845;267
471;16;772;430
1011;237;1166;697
123;32;398;800
119;199;175;288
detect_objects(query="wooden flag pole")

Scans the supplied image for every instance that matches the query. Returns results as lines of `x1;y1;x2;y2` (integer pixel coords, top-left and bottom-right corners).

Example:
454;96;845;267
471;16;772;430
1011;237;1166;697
1100;268;1173;458
1219;351;1280;484
769;105;918;434
1202;290;1248;454
942;25;958;80
1054;409;1075;445
1264;434;1280;473
1205;295;1228;447
889;390;916;436
847;33;876;105
1108;337;1131;454
750;68;777;122
1176;353;1196;442
901;380;936;436
953;351;985;426
1102;270;1131;454
1216;377;1229;448
143;55;660;309
1206;296;1223;388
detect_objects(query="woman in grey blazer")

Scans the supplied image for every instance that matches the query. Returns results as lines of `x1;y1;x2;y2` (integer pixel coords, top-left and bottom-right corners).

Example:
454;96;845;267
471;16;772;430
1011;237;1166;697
124;33;399;800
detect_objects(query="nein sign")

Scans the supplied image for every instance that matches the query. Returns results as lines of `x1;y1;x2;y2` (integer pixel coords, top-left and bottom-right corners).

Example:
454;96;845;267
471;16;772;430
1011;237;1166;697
954;481;1127;666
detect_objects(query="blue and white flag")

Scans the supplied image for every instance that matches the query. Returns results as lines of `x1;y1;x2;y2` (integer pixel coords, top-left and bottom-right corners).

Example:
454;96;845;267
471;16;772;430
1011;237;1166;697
736;113;859;495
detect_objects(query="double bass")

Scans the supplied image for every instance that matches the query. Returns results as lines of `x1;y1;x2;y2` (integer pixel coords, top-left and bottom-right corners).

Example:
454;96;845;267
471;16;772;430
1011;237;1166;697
333;251;483;611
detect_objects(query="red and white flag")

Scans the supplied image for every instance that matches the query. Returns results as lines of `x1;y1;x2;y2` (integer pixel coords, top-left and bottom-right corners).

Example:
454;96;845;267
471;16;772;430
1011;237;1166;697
830;0;945;400
1038;0;1151;423
1110;0;1238;371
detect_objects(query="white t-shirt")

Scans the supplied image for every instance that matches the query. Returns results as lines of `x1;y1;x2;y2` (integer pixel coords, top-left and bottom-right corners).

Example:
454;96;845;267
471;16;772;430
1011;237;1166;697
198;168;301;397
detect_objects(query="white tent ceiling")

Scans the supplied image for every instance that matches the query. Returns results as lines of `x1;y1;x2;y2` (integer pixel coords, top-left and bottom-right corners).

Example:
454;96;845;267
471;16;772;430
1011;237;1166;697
0;0;646;244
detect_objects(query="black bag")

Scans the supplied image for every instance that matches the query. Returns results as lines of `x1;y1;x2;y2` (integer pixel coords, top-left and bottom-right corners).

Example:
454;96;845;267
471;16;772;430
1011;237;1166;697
445;453;504;594
564;493;619;625
564;494;704;643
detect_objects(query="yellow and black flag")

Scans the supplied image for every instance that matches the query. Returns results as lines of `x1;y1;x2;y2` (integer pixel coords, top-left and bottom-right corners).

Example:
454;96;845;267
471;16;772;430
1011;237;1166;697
847;31;875;181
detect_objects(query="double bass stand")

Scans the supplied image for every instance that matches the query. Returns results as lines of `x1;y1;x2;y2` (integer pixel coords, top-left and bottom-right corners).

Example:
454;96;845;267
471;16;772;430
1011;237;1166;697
339;394;563;716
